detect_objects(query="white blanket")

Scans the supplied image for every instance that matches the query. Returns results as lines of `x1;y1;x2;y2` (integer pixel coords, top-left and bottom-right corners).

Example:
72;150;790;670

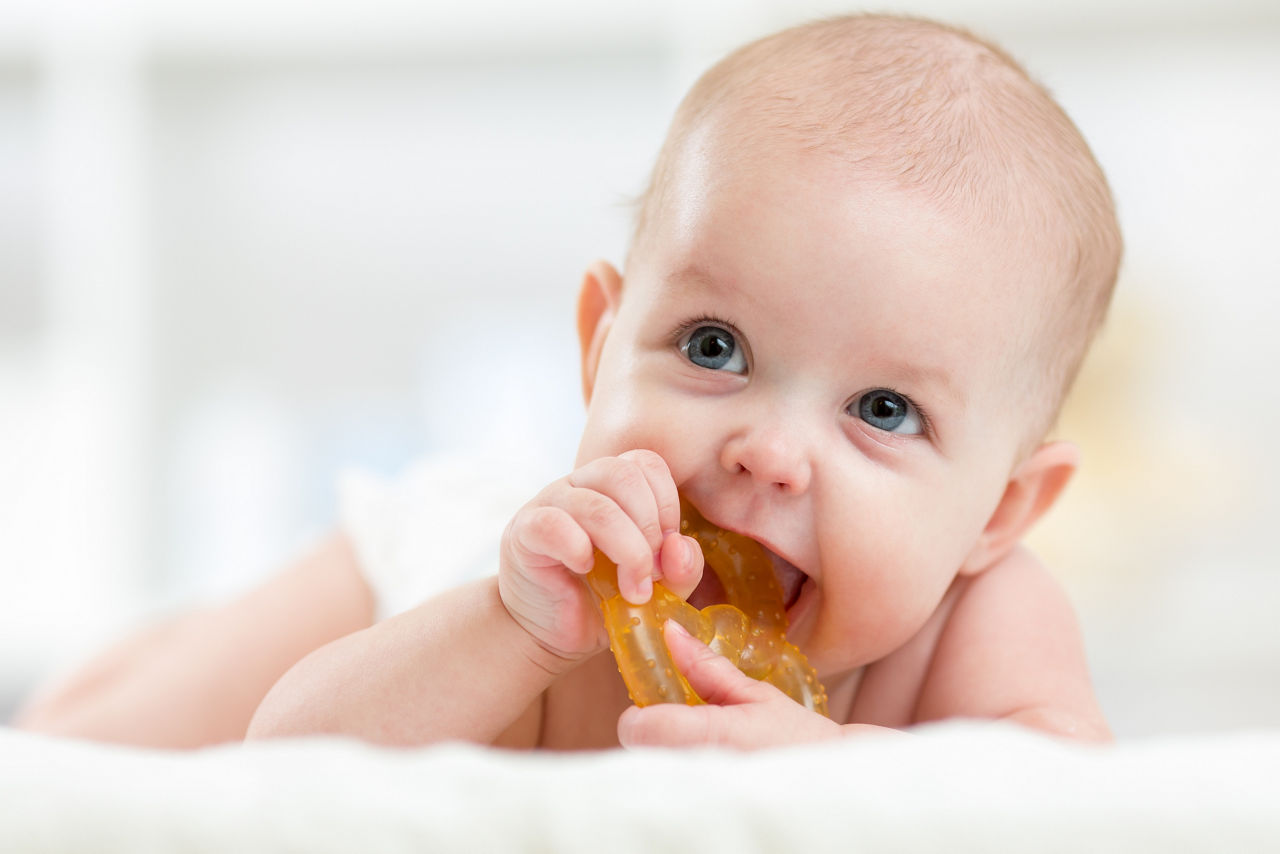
3;722;1276;852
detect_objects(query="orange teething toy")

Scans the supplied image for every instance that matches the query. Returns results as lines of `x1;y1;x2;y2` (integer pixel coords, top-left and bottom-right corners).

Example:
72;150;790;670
586;497;829;716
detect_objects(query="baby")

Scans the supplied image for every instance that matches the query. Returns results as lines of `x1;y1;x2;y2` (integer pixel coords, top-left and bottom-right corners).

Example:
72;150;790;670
17;13;1118;748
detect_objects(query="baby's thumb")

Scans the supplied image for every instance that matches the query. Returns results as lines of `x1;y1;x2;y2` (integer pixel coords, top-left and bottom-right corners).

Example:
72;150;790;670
663;620;771;706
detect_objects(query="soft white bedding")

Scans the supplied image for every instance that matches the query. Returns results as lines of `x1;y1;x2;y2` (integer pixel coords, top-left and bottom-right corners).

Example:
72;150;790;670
3;722;1276;853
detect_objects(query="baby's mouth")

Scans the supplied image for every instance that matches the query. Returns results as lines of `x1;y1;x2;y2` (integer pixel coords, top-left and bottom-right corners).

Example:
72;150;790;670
769;550;808;611
686;542;808;614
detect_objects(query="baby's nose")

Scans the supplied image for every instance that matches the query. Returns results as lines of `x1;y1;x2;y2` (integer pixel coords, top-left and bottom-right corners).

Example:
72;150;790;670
719;421;812;494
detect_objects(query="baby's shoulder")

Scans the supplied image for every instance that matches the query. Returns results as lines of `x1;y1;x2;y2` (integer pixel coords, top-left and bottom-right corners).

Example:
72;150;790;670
948;544;1074;627
848;546;1072;726
929;544;1080;676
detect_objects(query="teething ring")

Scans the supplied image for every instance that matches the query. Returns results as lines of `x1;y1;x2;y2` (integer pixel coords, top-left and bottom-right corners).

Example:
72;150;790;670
586;498;829;716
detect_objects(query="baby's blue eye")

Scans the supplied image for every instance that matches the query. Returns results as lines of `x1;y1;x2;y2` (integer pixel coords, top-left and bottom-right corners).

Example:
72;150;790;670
853;390;922;435
682;325;747;374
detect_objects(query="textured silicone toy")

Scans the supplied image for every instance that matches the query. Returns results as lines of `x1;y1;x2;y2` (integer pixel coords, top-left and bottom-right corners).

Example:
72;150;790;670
586;497;829;716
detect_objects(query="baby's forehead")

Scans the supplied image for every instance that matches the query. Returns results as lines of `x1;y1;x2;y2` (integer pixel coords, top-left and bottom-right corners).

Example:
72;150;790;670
678;99;1086;318
642;176;1047;369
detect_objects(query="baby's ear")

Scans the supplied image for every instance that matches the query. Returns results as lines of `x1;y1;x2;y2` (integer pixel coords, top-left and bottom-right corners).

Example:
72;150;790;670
959;441;1079;575
576;260;623;403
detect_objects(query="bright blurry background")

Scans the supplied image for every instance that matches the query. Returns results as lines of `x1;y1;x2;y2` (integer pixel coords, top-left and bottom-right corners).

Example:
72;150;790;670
1;0;1277;738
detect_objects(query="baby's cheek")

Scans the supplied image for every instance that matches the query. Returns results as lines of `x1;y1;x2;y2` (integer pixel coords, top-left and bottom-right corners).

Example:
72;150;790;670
815;519;956;659
896;475;994;576
579;382;660;453
845;563;937;651
578;410;697;480
575;408;636;465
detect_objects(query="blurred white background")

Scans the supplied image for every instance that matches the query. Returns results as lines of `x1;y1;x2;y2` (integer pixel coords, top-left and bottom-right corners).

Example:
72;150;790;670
1;0;1277;738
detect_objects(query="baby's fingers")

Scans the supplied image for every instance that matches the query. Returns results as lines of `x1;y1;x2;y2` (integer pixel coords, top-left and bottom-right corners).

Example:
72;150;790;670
567;451;679;554
657;531;704;601
617;449;681;539
560;488;658;603
508;505;595;576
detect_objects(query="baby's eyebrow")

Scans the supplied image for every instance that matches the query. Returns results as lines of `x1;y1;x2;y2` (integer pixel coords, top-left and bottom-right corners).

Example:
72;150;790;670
667;263;721;292
887;362;964;410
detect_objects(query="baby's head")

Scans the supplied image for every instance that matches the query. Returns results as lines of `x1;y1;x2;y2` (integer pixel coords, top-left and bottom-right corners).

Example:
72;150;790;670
631;14;1120;446
573;14;1121;678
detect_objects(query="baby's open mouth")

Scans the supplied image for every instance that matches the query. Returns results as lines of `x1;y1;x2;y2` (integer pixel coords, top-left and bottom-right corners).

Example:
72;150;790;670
769;550;808;611
686;542;808;614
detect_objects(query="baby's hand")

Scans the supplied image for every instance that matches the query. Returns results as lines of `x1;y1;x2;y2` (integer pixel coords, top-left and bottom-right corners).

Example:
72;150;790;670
617;621;844;749
499;450;704;666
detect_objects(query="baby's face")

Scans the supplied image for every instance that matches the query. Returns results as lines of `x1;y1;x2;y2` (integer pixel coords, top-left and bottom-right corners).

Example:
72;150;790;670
576;132;1051;681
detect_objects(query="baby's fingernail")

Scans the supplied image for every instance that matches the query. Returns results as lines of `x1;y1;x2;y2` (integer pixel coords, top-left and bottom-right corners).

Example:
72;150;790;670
637;576;653;601
665;619;691;638
683;536;698;564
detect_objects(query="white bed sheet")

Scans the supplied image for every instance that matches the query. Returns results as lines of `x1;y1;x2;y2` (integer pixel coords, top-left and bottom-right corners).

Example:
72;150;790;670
3;722;1277;853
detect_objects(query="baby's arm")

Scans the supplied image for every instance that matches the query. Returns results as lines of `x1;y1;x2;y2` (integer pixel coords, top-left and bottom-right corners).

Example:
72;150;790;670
246;575;571;745
248;449;704;747
13;534;373;747
911;544;1111;741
